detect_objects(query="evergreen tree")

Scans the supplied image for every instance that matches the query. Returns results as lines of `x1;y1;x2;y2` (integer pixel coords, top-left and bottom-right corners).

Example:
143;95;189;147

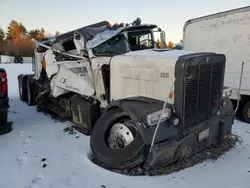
0;28;5;41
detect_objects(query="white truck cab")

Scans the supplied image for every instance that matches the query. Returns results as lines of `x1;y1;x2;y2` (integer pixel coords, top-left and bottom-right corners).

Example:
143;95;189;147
32;20;164;108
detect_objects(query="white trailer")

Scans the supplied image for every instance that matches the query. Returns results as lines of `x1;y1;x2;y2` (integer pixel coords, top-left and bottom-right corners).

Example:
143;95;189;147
183;6;250;123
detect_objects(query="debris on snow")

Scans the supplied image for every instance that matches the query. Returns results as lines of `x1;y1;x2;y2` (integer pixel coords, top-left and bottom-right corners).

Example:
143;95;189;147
90;134;242;176
28;174;44;188
41;158;46;162
63;125;76;135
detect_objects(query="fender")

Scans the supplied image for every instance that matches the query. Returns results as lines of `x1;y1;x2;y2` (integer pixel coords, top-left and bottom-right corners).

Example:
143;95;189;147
104;96;182;145
104;96;164;123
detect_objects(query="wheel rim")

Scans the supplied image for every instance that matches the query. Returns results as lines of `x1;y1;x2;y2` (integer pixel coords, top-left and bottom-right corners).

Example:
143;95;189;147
107;120;136;149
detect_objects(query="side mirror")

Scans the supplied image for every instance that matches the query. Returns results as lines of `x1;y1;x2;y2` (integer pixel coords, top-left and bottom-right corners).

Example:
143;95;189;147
73;31;85;55
153;27;162;32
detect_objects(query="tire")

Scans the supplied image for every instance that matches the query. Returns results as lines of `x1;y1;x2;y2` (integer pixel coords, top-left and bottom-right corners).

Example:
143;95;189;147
90;108;146;170
0;110;8;125
18;74;27;101
241;101;250;123
0;110;11;135
26;77;37;106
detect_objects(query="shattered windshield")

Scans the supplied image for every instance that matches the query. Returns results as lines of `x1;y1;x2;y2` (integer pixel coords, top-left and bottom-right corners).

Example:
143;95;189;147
92;34;130;56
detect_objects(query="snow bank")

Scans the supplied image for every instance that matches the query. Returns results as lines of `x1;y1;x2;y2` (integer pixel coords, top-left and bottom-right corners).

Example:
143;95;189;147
0;55;14;64
0;64;249;188
0;56;32;63
23;57;32;63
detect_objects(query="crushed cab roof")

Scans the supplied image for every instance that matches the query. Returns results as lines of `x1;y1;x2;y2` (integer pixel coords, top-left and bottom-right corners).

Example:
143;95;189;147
86;24;158;49
41;22;157;47
40;21;110;45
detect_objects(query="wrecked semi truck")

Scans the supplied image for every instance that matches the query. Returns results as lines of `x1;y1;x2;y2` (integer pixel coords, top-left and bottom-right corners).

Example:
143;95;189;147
17;19;234;170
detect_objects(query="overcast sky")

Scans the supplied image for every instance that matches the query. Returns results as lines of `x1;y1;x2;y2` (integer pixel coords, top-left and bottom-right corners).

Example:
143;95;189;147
0;0;249;42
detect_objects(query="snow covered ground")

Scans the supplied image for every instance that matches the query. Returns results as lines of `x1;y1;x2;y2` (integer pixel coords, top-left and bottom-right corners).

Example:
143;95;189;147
0;63;249;188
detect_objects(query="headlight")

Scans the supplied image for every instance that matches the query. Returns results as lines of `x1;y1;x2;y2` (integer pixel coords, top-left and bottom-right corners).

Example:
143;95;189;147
147;108;171;126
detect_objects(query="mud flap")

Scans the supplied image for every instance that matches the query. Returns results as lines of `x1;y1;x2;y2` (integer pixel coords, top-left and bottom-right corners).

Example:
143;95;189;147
71;95;101;135
144;141;180;170
218;116;234;144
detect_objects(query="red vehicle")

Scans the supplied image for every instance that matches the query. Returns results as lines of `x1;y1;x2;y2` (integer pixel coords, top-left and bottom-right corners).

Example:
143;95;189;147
0;68;11;134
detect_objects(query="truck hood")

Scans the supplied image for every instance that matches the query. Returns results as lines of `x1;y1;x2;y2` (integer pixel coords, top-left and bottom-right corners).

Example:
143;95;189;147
124;49;196;60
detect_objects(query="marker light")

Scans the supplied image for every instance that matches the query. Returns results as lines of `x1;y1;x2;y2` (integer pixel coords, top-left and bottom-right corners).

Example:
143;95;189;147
113;23;119;28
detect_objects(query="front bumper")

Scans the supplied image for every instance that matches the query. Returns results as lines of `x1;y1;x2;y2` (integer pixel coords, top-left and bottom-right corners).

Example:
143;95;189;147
144;114;234;169
0;98;9;110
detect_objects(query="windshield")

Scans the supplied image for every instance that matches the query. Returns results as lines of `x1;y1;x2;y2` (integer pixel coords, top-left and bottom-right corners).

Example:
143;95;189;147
92;34;130;56
127;30;154;51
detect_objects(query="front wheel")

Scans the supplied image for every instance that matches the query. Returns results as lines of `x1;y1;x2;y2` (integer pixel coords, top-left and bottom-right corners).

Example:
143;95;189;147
90;108;146;169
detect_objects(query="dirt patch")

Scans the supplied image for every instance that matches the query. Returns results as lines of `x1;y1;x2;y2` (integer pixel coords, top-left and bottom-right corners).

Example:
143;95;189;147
90;134;242;176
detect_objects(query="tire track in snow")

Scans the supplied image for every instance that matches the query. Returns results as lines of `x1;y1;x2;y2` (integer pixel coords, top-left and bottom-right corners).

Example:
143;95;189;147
27;174;44;188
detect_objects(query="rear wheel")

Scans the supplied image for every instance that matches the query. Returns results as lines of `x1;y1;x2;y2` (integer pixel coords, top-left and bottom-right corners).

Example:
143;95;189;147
242;101;250;123
26;77;37;106
90;108;146;169
18;74;27;101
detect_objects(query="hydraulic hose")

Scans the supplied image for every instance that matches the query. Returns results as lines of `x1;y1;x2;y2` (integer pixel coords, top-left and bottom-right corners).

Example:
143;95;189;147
149;78;176;153
235;61;244;113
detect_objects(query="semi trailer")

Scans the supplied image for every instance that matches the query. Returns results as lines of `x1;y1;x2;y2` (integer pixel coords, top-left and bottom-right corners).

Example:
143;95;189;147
17;18;235;170
183;6;250;123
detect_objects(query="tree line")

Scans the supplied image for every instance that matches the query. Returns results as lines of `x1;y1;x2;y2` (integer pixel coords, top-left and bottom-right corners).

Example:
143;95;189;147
0;20;182;57
0;20;60;57
156;39;182;49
